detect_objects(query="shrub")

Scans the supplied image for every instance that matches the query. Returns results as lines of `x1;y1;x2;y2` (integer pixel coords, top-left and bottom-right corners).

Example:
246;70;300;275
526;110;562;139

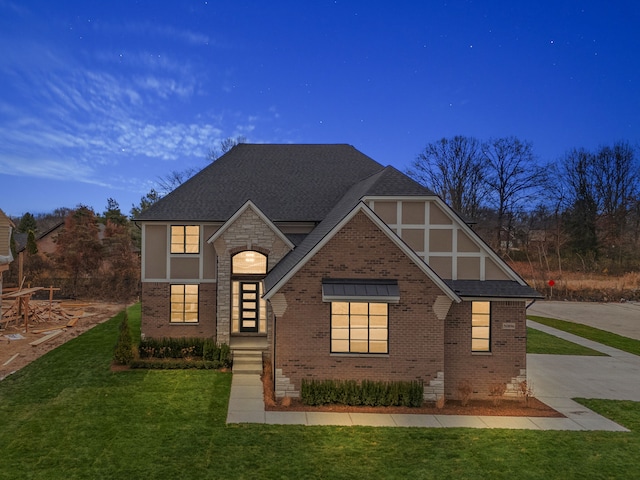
489;383;507;407
113;312;134;365
457;380;473;406
136;337;231;368
518;380;535;407
300;379;424;407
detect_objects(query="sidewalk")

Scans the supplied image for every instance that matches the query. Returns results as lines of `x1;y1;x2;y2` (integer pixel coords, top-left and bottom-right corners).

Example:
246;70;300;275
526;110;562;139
226;322;633;431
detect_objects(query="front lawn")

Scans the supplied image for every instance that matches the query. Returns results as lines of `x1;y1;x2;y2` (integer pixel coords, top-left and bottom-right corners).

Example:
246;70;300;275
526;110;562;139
526;327;607;356
0;305;638;479
528;315;640;356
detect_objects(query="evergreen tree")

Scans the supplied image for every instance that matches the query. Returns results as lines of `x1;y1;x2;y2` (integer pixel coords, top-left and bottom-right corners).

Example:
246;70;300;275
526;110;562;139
17;212;37;234
113;311;134;365
103;198;128;226
26;230;38;255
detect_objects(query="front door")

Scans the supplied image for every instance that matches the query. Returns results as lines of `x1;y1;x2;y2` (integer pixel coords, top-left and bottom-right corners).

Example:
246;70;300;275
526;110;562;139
239;281;259;332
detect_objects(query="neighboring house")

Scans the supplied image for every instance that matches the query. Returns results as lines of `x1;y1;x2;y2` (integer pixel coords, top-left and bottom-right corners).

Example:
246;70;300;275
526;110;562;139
136;144;541;400
0;209;15;298
13;221;65;256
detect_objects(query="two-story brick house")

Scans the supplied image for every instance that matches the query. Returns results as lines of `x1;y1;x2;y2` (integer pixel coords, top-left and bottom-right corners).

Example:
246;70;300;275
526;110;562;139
136;144;541;400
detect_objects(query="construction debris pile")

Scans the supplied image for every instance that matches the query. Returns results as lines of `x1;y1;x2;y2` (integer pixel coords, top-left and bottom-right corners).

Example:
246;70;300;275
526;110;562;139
1;286;90;344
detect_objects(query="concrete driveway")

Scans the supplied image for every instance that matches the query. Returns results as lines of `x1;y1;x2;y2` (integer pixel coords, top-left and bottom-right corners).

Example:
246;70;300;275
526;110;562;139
528;300;640;341
527;320;640;401
525;301;640;429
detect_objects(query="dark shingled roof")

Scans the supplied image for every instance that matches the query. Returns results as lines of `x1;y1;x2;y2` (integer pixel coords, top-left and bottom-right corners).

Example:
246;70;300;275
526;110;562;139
444;280;543;299
136;144;393;222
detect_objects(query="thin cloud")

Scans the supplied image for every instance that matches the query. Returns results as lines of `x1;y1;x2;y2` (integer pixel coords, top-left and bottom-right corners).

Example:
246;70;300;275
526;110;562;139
0;39;262;195
93;21;211;47
0;154;109;187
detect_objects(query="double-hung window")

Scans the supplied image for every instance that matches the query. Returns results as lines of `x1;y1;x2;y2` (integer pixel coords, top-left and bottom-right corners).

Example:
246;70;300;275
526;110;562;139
472;301;491;352
170;284;199;323
171;225;200;254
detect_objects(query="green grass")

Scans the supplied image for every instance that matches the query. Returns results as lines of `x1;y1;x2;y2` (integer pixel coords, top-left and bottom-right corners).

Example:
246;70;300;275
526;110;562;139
527;327;607;356
528;315;640;356
0;305;639;479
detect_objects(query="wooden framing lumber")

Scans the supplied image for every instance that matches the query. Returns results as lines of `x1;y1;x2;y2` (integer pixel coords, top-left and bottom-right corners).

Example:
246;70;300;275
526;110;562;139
29;330;64;347
32;325;67;334
2;353;20;366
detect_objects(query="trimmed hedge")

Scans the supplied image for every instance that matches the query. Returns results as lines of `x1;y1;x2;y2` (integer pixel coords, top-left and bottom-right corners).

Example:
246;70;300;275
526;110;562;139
137;337;231;368
301;379;424;407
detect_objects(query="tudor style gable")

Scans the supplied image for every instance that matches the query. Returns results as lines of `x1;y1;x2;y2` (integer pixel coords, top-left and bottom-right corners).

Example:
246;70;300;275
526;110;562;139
366;196;517;282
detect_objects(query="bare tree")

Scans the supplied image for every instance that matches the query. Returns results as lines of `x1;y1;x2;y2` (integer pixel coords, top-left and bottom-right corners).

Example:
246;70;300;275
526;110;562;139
483;137;544;253
408;136;486;219
593;141;638;252
156;168;200;196
207;135;247;162
561;148;599;263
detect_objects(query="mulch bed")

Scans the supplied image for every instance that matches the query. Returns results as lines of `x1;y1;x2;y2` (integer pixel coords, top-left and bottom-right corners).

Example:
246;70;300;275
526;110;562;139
264;397;563;417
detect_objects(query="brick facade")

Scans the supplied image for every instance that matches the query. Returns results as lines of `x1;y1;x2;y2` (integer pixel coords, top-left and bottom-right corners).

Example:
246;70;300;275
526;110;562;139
444;300;527;399
274;211;446;397
141;282;216;339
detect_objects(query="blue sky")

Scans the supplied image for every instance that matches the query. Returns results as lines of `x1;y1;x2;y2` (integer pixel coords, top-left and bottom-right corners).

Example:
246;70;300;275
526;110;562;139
1;0;638;218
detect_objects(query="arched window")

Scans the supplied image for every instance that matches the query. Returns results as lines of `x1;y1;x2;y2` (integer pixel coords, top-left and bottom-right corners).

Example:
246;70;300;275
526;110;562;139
232;251;267;275
231;251;267;334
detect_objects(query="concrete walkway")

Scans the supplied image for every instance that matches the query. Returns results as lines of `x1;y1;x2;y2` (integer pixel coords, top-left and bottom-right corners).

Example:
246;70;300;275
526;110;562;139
226;312;638;431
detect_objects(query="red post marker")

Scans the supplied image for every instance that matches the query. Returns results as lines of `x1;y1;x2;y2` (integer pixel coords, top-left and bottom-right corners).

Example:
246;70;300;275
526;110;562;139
548;280;555;287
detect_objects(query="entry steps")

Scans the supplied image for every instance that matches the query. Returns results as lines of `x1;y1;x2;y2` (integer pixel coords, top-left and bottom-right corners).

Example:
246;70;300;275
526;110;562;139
231;349;263;375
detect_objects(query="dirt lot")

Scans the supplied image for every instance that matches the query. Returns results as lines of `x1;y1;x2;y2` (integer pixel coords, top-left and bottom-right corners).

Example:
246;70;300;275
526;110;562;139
1;301;123;381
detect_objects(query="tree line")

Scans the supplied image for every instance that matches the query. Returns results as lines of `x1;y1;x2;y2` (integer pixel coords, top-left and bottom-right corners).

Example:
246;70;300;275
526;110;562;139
8;135;638;301
7;201;138;300
408;136;640;275
5;137;247;299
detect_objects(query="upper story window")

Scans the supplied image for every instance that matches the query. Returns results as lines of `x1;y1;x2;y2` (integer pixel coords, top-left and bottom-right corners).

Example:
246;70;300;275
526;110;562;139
232;251;267;275
472;301;491;352
171;225;200;254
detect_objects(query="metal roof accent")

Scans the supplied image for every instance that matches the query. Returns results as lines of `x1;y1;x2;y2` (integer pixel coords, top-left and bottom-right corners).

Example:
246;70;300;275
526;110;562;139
322;279;400;303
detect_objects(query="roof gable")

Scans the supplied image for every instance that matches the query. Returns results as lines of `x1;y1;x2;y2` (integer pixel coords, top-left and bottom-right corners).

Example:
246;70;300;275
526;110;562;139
0;209;14;228
207;200;294;249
